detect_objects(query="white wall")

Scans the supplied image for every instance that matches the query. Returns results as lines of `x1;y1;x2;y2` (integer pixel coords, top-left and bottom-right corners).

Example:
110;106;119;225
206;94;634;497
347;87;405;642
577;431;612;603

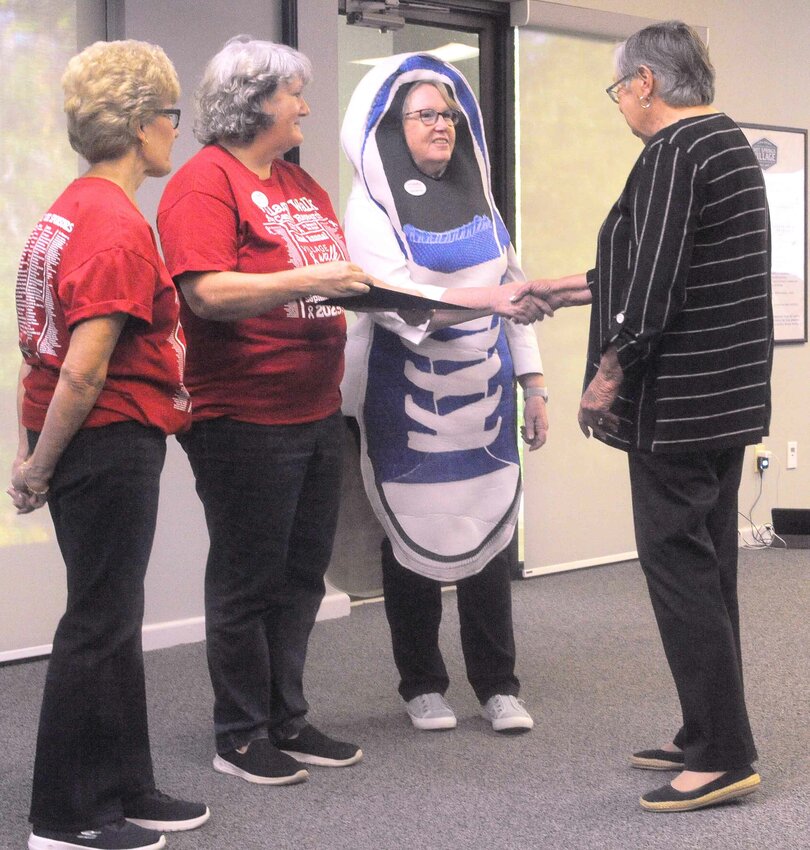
0;0;286;660
510;0;810;566
119;1;288;641
2;0;808;657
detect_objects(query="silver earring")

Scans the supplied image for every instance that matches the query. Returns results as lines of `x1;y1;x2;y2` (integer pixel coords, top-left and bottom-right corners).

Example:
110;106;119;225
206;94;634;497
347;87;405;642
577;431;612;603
639;95;652;109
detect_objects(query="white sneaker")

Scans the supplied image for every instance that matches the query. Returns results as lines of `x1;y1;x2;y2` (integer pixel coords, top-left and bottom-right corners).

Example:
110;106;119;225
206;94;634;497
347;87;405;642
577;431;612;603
406;693;457;730
481;694;534;733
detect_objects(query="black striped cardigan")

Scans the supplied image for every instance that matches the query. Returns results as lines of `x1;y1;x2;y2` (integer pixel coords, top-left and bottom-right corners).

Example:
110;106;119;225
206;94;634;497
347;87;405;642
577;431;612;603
586;112;773;453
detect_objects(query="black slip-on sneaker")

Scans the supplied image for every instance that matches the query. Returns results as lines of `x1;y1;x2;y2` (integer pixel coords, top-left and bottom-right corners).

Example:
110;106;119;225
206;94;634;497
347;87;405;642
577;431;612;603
29;819;165;850
213;737;309;785
276;724;363;767
123;789;210;831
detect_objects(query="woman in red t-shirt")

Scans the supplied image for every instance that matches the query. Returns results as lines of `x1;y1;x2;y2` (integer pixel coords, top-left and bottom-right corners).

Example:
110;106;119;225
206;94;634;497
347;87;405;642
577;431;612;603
157;36;370;784
9;41;208;850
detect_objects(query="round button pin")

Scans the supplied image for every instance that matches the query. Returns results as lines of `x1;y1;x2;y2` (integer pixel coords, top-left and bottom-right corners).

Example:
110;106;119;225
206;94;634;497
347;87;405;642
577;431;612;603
404;179;427;196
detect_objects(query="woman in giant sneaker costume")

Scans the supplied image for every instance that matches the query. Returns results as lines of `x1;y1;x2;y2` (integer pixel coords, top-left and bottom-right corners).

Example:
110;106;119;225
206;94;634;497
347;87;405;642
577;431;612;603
341;54;547;734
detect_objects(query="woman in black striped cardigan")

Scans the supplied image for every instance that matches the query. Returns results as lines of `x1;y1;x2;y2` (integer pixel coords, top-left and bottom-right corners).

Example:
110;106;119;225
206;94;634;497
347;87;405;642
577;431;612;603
515;20;772;813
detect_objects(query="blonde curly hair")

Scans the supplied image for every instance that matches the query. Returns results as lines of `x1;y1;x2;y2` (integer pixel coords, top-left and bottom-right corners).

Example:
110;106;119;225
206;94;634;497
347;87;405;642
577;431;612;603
62;40;180;163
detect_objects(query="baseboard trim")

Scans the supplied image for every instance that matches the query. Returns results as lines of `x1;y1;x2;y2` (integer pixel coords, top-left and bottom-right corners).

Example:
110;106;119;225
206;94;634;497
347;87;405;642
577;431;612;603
522;550;638;578
142;617;206;651
0;586;351;664
522;530;759;579
316;584;352;620
0;644;52;665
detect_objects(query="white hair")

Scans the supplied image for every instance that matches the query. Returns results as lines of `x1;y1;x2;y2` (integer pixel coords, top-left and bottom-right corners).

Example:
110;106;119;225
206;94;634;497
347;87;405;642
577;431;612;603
194;34;312;145
615;20;714;107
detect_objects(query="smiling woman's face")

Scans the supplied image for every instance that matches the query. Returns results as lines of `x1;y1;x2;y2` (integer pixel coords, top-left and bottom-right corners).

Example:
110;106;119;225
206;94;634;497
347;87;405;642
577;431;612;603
402;83;456;179
262;76;310;157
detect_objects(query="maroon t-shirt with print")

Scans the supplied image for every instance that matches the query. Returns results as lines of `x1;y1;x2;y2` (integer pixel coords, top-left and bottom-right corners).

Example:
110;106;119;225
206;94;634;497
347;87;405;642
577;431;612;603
17;176;191;434
157;144;348;425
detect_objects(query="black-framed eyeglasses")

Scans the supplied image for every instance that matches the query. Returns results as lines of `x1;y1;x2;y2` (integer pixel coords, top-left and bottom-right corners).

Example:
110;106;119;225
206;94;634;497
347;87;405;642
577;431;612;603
155;108;181;129
403;108;461;127
605;72;636;103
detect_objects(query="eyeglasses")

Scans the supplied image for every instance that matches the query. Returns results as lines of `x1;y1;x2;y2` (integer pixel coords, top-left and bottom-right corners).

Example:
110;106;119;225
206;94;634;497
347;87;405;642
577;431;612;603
605;72;636;103
403;108;461;127
155;108;181;129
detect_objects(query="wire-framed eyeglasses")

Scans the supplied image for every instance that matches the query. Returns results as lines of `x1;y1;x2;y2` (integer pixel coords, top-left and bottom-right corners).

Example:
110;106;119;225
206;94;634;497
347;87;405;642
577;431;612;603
605;72;636;103
403;108;461;127
155;108;181;129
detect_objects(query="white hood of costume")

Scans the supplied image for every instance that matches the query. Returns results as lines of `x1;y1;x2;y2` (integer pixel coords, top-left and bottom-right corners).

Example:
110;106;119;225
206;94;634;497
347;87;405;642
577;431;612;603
340;53;541;580
341;53;512;294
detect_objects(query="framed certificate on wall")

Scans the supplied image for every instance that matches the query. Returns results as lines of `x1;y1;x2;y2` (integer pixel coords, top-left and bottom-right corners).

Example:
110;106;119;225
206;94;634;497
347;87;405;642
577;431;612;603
740;123;808;344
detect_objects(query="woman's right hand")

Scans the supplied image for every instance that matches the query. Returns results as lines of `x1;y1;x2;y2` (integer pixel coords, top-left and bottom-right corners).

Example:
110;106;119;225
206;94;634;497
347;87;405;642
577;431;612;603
491;281;554;324
510;274;592;311
307;262;372;299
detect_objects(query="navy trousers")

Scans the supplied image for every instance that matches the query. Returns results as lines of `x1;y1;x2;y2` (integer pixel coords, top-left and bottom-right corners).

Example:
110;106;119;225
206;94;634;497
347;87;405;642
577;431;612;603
628;446;758;771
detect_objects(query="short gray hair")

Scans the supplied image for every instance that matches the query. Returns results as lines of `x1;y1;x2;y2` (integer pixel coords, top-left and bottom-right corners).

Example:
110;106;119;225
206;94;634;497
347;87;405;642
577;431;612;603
616;20;714;107
194;35;312;145
401;81;460;119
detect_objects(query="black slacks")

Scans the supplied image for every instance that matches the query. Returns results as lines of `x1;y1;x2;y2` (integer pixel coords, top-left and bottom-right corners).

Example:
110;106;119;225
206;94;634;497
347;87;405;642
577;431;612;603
179;413;343;752
628;446;757;771
381;538;519;704
29;422;165;830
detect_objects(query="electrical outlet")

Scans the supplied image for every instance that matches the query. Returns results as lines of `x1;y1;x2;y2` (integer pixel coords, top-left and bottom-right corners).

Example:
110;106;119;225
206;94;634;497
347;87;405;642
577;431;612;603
787;441;798;469
755;444;771;472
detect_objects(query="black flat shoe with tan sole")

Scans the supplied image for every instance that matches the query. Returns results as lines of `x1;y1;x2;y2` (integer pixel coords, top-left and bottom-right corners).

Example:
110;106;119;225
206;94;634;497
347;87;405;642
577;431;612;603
640;765;761;812
631;748;685;770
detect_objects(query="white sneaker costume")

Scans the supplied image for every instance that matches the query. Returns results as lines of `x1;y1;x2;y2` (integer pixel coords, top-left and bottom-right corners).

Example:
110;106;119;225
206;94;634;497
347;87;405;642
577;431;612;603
340;53;542;581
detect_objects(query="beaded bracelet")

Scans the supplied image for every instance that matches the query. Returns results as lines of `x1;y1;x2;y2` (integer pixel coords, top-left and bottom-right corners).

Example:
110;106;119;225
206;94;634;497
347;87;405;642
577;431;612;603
21;463;49;497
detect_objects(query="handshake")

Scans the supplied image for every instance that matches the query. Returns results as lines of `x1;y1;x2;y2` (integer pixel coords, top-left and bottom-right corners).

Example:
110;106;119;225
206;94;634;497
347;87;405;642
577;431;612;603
500;273;592;325
393;272;592;328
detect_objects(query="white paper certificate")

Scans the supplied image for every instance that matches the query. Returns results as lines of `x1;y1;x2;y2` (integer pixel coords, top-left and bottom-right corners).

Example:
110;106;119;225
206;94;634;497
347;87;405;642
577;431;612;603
740;124;807;343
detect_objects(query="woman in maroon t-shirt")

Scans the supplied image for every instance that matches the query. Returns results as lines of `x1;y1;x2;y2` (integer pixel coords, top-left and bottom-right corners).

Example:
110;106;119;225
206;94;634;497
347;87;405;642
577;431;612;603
158;36;370;784
9;40;208;850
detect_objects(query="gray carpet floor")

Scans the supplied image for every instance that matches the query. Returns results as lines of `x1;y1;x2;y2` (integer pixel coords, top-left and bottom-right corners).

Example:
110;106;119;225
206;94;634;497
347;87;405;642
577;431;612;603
1;548;808;850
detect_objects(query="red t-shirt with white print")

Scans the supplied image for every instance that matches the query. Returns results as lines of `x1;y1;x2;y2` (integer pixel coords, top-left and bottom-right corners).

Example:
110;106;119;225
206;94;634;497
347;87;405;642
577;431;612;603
157;144;348;425
16;176;191;434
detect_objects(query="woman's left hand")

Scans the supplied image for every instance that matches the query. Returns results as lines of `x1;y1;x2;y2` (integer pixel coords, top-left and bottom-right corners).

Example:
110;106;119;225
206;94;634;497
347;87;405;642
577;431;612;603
8;458;49;514
578;346;623;438
521;395;548;451
578;386;619;438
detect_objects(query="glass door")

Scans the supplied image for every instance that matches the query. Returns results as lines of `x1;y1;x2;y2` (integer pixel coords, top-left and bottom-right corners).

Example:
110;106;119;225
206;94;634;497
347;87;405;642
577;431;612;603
337;0;513;228
329;5;518;595
0;0;107;659
517;28;640;575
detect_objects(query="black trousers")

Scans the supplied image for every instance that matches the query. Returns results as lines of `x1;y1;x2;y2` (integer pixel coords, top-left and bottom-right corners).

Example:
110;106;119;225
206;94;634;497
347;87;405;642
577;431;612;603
381;539;519;704
28;423;165;830
179;413;343;752
628;446;757;771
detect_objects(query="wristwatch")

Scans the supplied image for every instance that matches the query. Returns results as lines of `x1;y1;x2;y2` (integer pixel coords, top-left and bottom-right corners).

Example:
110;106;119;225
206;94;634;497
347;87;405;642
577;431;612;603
523;386;548;402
